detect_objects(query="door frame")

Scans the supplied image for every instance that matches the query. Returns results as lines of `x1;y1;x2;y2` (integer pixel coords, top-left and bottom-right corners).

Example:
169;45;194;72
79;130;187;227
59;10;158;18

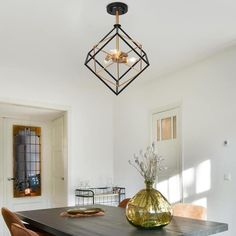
149;103;183;202
0;118;3;204
0;118;5;236
0;98;71;206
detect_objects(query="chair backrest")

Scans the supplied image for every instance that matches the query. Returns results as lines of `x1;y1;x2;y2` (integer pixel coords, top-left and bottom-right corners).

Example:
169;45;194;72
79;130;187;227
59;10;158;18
172;203;207;220
118;198;131;208
11;223;39;236
1;207;26;235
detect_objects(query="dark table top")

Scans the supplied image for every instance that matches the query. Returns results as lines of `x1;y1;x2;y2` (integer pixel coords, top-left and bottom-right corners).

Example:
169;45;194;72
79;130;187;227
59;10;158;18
16;205;228;236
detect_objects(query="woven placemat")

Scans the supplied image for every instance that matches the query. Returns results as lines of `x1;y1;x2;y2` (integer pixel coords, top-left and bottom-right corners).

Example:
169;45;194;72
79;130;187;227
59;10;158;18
60;211;105;218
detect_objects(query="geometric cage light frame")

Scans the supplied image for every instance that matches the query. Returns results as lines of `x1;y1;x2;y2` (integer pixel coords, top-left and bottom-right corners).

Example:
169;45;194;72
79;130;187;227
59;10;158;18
85;2;150;95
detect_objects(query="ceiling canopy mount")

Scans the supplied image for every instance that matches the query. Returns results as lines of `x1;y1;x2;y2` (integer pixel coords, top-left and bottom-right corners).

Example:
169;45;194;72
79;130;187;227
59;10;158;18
106;2;128;15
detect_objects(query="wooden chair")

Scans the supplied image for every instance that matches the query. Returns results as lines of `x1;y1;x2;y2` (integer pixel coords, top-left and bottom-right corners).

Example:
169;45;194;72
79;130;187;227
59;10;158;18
11;223;39;236
172;203;207;220
1;207;53;236
118;198;131;208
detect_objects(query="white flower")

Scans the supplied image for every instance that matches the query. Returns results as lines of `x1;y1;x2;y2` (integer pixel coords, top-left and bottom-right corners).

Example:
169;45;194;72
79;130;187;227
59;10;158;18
128;142;166;183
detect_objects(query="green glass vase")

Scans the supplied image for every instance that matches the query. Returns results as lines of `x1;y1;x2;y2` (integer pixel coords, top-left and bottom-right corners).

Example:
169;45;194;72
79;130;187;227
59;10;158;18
125;181;173;228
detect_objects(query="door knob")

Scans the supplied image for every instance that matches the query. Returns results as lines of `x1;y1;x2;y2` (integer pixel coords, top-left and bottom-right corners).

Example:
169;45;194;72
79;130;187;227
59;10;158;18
7;177;16;181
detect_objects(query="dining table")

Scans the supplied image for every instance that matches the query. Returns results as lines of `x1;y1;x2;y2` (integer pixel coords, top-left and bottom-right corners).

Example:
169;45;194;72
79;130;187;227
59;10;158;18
16;205;228;236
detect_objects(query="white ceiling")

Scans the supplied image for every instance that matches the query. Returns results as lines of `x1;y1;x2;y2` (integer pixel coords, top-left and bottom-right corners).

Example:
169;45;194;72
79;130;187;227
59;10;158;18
0;0;236;86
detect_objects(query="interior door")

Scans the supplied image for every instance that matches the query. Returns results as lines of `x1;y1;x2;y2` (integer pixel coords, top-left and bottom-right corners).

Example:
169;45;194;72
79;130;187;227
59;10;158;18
152;107;182;203
3;118;52;212
51;115;67;207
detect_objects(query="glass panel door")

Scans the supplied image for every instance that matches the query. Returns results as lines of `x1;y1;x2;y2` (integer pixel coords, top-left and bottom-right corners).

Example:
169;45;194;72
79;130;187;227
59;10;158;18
13;125;41;197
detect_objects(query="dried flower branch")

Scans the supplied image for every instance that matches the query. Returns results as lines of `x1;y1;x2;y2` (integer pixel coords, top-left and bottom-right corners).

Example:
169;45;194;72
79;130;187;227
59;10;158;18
128;142;166;183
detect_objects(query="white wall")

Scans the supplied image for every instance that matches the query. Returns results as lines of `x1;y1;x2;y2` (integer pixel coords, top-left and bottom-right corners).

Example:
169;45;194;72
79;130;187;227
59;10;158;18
0;66;115;205
114;46;236;235
1;40;235;236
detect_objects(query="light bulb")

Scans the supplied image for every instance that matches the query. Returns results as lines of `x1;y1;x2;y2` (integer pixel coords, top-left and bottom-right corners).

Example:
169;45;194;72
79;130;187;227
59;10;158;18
128;57;137;63
110;49;119;55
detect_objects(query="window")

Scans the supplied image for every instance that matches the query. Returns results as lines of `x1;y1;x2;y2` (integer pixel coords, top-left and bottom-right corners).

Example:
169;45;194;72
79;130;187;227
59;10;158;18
157;116;177;141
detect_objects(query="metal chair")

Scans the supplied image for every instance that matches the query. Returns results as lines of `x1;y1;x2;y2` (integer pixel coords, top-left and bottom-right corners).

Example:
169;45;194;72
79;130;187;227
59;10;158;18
11;223;39;236
172;203;207;220
118;198;131;208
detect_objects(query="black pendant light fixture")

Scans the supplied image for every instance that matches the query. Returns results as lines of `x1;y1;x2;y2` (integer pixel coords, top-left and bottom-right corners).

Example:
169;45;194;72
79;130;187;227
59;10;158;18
85;2;150;95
